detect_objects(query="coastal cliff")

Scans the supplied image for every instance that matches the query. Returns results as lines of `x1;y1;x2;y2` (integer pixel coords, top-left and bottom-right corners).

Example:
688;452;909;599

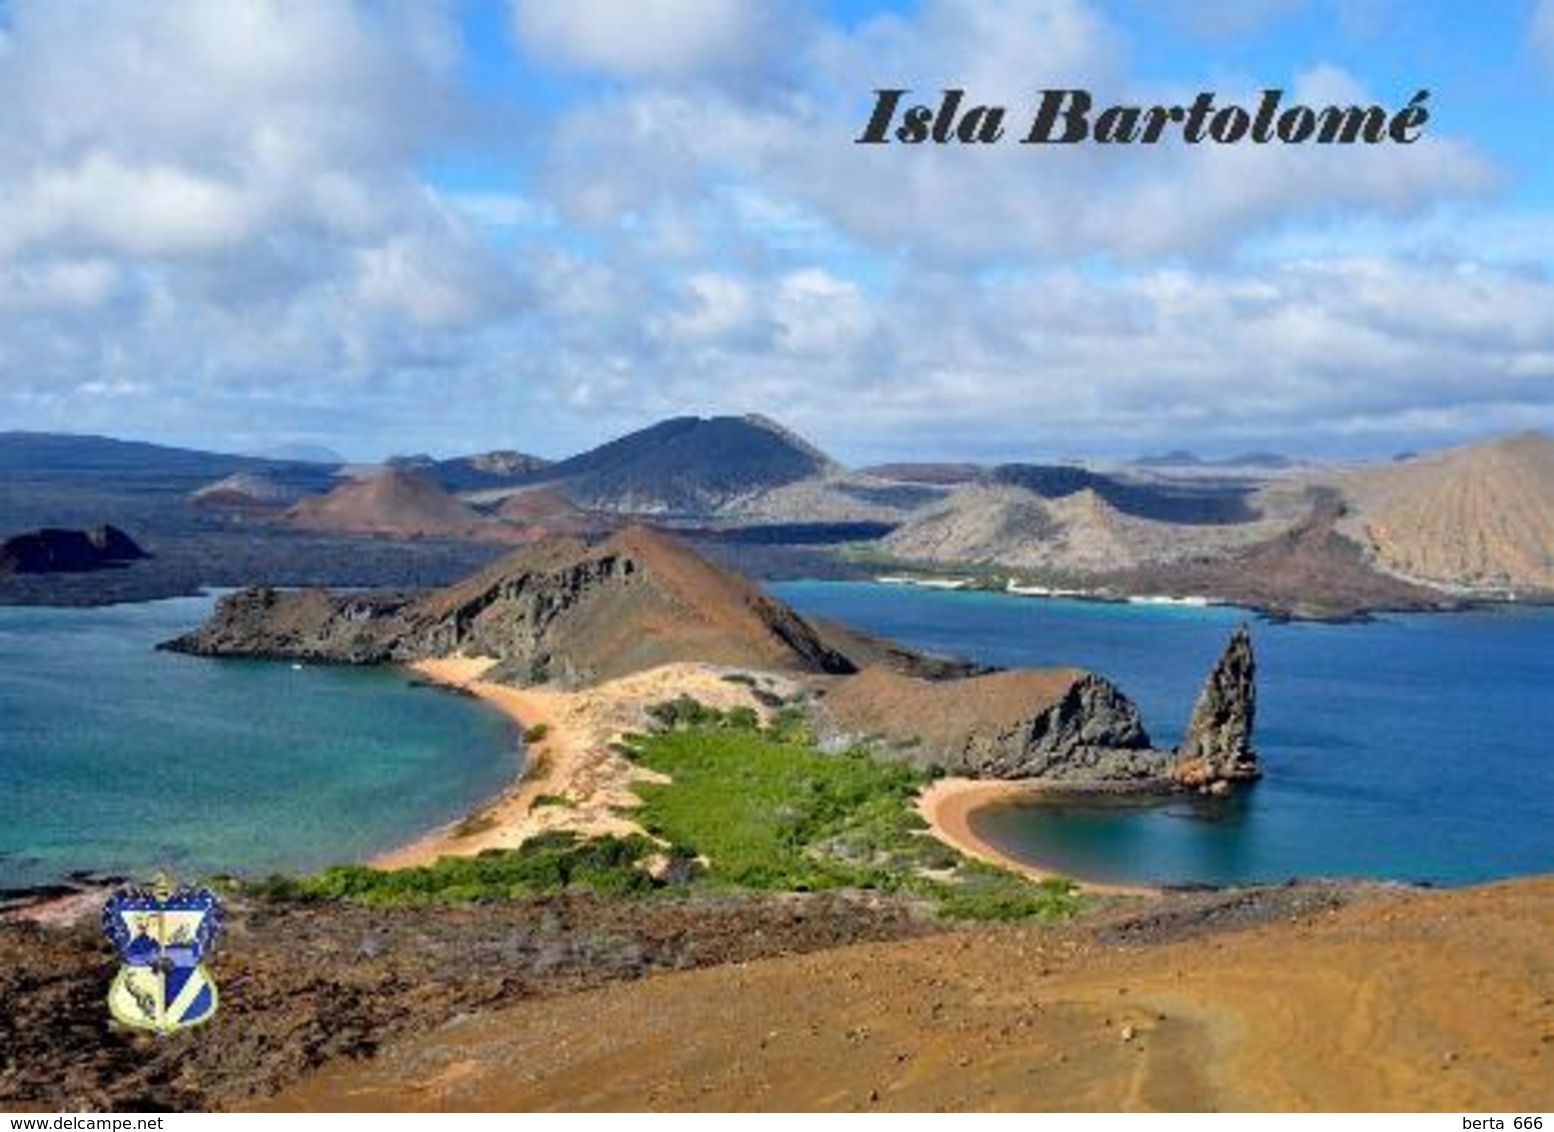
167;525;856;685
822;665;1166;782
168;526;1259;793
827;626;1261;792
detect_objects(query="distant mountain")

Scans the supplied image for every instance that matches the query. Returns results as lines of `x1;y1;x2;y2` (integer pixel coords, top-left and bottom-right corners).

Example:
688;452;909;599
245;444;345;466
1330;432;1554;593
191;472;307;511
858;463;985;485
1132;449;1203;468
405;450;552;493
719;471;947;525
495;487;620;539
1133;450;1295;470
1106;492;1449;619
991;464;1257;524
532;415;838;516
286;469;491;540
0;525;147;575
880;483;1277;574
0;432;336;493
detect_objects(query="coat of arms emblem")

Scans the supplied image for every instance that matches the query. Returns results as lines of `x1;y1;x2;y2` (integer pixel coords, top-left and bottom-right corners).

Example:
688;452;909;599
102;877;223;1034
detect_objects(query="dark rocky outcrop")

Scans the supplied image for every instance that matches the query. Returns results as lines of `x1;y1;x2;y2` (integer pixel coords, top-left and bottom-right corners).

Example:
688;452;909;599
826;626;1264;791
167;525;855;686
0;525;148;575
823;665;1170;784
1174;626;1259;793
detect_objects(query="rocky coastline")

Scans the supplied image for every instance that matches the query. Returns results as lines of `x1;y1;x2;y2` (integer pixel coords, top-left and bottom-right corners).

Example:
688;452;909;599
164;526;1261;801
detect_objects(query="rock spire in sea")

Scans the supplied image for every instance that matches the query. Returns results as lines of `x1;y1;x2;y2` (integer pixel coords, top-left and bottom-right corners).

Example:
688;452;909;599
1175;625;1259;793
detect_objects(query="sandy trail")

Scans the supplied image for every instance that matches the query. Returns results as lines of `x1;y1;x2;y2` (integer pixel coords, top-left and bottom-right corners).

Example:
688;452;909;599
376;658;801;868
263;877;1554;1112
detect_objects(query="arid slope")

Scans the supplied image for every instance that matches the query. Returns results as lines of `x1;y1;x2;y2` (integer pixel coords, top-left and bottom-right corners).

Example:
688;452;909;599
1331;432;1554;594
286;468;490;539
265;877;1554;1112
880;483;1295;574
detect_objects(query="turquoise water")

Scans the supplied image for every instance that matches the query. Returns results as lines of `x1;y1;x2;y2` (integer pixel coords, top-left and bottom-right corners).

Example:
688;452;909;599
773;582;1554;886
0;597;519;890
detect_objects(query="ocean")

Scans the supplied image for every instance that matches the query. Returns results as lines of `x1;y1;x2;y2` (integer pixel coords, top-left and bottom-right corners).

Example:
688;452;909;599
4;585;1550;891
772;581;1554;887
0;596;518;891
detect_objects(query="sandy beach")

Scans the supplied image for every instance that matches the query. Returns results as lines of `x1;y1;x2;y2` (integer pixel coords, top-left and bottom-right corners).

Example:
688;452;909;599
917;777;1157;897
375;657;802;869
380;659;1158;898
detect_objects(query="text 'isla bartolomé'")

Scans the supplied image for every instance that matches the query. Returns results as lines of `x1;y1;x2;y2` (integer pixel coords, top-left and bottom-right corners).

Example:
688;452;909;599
856;88;1432;146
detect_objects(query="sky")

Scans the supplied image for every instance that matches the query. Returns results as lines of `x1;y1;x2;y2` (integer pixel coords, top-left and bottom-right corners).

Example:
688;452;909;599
1;0;1552;464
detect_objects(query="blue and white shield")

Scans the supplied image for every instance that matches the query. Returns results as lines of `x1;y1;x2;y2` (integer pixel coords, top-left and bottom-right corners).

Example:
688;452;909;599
102;883;223;1034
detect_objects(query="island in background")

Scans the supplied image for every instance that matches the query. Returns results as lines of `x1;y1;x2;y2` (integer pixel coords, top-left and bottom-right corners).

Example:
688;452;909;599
2;422;1551;1114
2;523;1548;1112
3;418;1551;620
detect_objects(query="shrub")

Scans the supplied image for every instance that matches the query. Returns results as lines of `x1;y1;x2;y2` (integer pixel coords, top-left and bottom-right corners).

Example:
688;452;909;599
246;832;662;906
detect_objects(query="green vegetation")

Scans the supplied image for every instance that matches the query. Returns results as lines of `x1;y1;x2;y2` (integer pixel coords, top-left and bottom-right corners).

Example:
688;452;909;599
522;722;550;744
247;696;1079;922
620;699;1079;920
245;832;657;906
530;793;574;810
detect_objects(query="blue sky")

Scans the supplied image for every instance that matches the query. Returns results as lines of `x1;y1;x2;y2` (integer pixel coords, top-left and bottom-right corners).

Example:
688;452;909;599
1;0;1552;463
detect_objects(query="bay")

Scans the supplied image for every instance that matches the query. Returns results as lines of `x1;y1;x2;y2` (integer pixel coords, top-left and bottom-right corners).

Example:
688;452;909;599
773;582;1554;886
0;595;518;890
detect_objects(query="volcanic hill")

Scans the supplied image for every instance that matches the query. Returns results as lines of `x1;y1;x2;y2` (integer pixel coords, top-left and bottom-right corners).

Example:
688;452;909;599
880;483;1288;575
523;414;838;516
1330;431;1554;594
169;525;855;685
285;468;491;540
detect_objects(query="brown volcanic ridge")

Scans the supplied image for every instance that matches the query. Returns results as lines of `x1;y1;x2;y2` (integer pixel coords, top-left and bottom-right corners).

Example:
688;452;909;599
286;467;492;540
1332;431;1554;594
495;486;621;539
169;525;855;686
169;526;1252;787
1106;491;1452;620
823;663;1167;782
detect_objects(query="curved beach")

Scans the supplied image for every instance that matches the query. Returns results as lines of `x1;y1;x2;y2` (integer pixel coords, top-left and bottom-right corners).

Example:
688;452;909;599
380;660;1158;898
375;658;803;869
917;778;1157;897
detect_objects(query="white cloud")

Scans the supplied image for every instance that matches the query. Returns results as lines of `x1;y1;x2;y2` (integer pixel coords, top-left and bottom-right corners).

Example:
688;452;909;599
533;0;1496;267
511;0;792;83
656;272;763;347
0;0;1546;462
1533;0;1554;70
772;269;872;356
0;0;524;435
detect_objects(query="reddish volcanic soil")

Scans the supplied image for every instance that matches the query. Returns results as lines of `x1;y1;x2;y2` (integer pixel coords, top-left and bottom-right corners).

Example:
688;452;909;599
263;878;1554;1113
